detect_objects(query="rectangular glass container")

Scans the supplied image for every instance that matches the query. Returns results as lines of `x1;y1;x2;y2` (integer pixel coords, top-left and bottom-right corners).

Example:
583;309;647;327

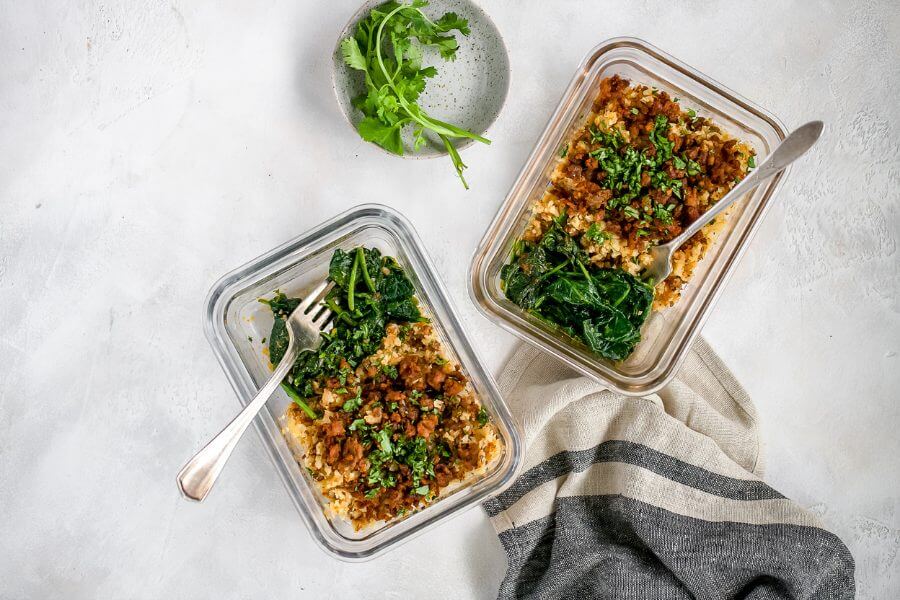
470;37;788;396
204;203;523;560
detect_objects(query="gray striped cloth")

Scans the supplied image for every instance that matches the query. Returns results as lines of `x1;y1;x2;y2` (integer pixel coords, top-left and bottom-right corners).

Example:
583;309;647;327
484;339;855;599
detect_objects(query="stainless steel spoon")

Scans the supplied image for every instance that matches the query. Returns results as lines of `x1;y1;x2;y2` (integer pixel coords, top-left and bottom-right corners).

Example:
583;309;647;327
642;120;823;285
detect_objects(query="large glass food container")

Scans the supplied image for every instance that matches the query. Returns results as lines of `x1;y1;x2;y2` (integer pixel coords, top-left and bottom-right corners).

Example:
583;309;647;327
204;204;523;560
470;37;789;396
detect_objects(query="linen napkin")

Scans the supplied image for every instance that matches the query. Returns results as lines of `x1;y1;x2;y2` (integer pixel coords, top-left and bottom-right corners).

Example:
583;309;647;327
484;339;855;599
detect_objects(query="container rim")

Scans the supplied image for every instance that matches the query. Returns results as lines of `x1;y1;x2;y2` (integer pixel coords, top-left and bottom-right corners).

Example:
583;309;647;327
203;203;524;560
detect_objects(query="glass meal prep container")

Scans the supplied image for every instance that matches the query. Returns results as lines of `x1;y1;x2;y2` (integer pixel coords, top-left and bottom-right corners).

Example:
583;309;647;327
470;37;789;396
204;203;523;560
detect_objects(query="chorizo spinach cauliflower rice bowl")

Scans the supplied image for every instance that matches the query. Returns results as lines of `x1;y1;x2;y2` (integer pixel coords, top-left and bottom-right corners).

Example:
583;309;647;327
501;75;757;361
263;246;501;530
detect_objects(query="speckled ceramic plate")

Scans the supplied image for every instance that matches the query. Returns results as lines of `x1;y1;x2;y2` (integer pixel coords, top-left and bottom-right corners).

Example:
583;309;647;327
332;0;510;157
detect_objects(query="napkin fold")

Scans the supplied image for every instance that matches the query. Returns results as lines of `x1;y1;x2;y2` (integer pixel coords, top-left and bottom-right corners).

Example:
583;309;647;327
484;339;855;599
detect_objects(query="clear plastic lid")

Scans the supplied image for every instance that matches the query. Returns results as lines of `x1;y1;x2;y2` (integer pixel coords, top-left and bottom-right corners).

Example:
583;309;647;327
204;203;523;560
470;37;788;396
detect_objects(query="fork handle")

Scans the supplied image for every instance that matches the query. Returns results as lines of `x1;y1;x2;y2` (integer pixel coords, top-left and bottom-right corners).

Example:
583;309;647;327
177;344;297;502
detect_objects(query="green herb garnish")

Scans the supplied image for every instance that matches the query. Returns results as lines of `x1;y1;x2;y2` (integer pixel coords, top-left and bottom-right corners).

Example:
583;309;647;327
586;115;687;211
584;223;611;244
380;363;399;379
685;157;702;177
342;388;363;412
340;1;489;188
653;203;676;225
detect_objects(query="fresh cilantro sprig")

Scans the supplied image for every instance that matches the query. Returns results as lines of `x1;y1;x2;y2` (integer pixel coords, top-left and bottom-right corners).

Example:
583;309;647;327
340;0;490;188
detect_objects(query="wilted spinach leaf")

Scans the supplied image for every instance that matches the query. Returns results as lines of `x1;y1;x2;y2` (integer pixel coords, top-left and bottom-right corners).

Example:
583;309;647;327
500;217;653;361
260;246;424;406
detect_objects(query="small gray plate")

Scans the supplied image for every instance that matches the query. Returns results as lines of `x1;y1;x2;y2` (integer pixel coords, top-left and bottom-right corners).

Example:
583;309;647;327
332;0;510;158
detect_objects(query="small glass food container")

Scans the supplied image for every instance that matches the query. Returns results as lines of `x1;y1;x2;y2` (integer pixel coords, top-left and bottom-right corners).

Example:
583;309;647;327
470;37;789;396
204;204;523;560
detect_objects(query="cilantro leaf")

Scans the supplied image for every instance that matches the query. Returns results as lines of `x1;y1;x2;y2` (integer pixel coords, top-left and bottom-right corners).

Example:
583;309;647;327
340;37;367;71
434;12;470;35
357;117;404;155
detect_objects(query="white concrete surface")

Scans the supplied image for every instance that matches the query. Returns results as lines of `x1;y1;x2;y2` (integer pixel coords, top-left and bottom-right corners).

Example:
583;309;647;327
1;1;898;598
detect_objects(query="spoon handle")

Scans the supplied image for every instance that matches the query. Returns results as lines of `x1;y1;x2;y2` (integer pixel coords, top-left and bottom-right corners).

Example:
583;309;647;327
176;342;298;502
666;120;823;249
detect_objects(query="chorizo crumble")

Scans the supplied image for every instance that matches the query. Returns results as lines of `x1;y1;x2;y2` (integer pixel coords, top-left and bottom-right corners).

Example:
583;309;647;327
264;247;500;530
524;75;756;309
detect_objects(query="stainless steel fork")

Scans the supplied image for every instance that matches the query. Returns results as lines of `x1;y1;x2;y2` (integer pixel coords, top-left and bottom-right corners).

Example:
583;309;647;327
177;280;334;502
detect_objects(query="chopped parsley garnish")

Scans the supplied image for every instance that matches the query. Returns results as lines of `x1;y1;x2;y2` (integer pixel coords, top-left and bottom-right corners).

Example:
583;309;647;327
685;157;702;177
653;203;676;225
748;154;756;169
374;426;393;454
341;388;363;412
379;363;399;379
476;407;489;426
584;223;611;245
585;115;689;212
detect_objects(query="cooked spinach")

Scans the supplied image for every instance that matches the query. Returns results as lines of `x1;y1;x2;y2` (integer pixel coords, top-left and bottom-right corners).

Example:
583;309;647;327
261;246;423;410
500;217;653;361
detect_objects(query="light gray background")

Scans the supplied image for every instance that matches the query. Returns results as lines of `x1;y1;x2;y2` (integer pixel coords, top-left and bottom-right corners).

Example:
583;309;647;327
1;1;898;598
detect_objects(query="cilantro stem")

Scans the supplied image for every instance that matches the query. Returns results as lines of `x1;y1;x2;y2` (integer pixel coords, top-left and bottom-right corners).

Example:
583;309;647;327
577;259;592;282
370;1;488;182
325;297;357;326
347;250;359;312
357;247;376;292
539;259;569;281
281;382;318;420
440;134;469;189
427;115;490;144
